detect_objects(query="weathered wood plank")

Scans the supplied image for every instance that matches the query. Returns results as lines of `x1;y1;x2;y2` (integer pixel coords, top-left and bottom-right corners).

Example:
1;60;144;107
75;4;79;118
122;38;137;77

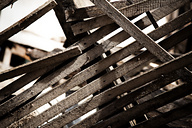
0;0;57;45
91;0;175;62
17;22;192;127
55;23;192;128
1;7;188;127
72;0;187;35
0;46;81;82
0;67;49;103
134;102;192;128
46;65;182;128
0;0;17;11
65;1;129;22
71;72;180;128
53;0;77;47
76;2;190;51
26;47;192;128
0;46;81;117
93;80;192;128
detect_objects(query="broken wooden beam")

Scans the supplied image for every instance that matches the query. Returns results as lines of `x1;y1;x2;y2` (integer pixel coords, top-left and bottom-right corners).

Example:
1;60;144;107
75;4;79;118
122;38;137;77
65;1;129;22
1;11;192;127
72;0;187;35
0;46;81;82
50;23;192;128
0;0;57;45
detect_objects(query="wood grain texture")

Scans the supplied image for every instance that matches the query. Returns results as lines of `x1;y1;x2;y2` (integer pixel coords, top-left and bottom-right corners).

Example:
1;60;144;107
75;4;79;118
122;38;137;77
134;102;192;128
65;1;129;22
72;0;187;35
0;0;57;45
0;46;81;82
0;46;81;117
16;23;192;128
2;7;192;128
70;23;192;128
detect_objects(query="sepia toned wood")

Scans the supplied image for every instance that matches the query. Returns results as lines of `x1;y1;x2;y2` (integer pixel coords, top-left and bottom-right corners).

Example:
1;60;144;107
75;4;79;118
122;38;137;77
93;81;192;128
0;0;57;45
0;46;81;82
65;1;129;22
91;0;174;62
0;67;49;103
53;0;77;47
17;24;192;127
71;23;192;128
72;0;187;35
2;9;192;127
0;46;81;117
0;0;17;11
134;102;192;128
91;0;192;84
0;0;192;127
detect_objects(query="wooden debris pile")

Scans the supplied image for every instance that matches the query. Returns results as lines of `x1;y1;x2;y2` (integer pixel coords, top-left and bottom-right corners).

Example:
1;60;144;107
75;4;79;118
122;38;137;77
0;0;192;127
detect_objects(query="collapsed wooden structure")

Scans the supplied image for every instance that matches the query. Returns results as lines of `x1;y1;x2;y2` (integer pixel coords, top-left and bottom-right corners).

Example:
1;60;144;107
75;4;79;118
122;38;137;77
0;0;192;127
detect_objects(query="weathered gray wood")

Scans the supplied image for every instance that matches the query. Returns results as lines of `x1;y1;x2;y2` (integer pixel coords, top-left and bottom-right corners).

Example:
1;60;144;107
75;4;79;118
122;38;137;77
2;10;191;127
67;23;192;128
76;2;190;51
1;6;190;127
71;72;179;128
0;0;17;11
134;103;192;128
45;67;181;128
0;46;81;117
0;67;49;102
72;0;187;35
16;23;192;127
91;0;175;62
93;80;192;128
53;0;77;47
0;46;81;82
65;1;129;22
0;0;57;45
28;47;192;128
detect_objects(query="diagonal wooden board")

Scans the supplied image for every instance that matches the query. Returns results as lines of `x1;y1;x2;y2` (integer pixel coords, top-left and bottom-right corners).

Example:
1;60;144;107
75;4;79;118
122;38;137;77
0;46;81;82
0;0;57;45
90;0;192;75
71;0;187;35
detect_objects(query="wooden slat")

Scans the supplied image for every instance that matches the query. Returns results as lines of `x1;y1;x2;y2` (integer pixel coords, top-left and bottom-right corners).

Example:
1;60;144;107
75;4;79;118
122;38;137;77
76;3;192;51
71;72;180;128
0;46;81;82
0;46;81;117
91;0;192;84
27;48;192;128
62;23;192;128
53;0;77;47
1;7;190;127
93;80;192;128
71;0;187;35
134;102;192;128
65;1;129;22
17;24;192;127
2;11;192;127
91;0;175;62
0;0;57;45
0;0;17;11
0;67;49;103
